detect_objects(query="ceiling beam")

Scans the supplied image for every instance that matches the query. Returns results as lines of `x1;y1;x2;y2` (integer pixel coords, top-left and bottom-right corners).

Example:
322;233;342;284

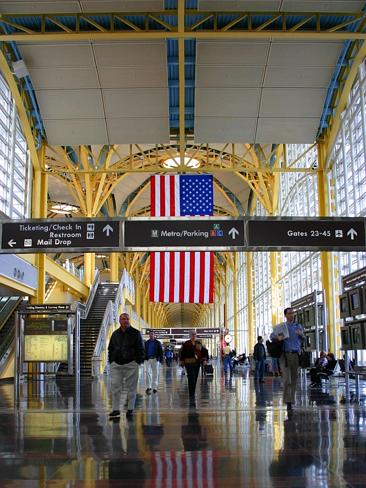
0;10;365;41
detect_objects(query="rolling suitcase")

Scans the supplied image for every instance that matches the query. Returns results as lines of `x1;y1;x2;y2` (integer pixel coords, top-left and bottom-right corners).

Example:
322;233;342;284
204;363;214;375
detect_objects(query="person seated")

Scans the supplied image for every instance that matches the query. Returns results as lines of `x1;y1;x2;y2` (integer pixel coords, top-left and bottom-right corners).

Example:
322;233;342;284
309;351;328;387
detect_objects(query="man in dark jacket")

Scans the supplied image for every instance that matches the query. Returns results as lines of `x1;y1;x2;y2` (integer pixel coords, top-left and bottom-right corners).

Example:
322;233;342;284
253;336;266;383
144;331;163;394
180;331;201;399
108;312;145;419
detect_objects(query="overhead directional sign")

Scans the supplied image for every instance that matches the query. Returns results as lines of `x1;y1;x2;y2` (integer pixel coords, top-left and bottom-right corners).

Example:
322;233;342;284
247;218;366;250
124;219;245;250
0;219;120;253
0;217;365;253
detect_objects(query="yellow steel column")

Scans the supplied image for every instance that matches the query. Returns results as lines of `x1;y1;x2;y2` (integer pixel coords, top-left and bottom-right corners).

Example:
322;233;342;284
233;252;238;348
317;142;337;355
110;253;119;282
32;146;48;303
84;253;95;288
178;0;185;168
270;252;280;326
224;263;228;329
246;252;255;352
143;290;147;323
135;267;141;328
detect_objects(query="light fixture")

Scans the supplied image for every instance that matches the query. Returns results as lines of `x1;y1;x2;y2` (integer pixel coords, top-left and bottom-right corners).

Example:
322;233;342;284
96;254;107;258
50;203;78;214
163;156;200;169
12;59;29;79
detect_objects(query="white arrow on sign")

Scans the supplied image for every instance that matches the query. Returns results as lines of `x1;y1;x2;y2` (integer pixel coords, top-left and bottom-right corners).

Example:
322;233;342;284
228;227;239;240
103;224;114;237
8;239;16;248
347;228;358;240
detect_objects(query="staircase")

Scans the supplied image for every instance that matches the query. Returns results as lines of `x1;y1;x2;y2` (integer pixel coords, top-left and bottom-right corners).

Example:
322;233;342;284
79;283;118;377
0;297;23;368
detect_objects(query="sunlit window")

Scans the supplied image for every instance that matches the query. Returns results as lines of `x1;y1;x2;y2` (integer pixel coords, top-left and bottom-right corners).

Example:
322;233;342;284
330;60;366;275
0;71;30;219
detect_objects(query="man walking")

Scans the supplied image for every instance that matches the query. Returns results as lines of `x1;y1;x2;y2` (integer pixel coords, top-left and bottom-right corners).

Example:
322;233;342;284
253;336;266;383
144;331;163;394
108;312;145;419
271;308;304;412
180;331;201;400
223;342;233;375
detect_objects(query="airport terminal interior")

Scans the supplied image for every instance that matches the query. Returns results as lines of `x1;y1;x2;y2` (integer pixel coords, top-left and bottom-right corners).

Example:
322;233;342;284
2;0;366;486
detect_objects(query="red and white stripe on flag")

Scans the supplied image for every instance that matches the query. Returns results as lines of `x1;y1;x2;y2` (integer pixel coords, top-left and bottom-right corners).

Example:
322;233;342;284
150;175;214;304
150;450;215;487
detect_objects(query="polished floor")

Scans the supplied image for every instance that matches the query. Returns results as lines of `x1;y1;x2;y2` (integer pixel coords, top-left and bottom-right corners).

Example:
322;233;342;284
0;363;365;487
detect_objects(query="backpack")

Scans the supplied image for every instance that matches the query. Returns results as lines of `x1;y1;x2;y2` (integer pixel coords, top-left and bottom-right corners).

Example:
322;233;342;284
266;339;283;358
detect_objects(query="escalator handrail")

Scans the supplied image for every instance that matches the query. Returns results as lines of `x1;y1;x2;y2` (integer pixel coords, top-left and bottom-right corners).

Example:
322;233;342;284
0;297;22;333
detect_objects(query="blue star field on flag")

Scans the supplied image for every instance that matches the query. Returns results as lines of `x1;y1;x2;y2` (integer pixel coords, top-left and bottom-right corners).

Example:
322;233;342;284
179;175;213;216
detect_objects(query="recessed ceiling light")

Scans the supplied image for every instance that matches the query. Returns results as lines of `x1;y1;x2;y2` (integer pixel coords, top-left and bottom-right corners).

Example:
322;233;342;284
50;203;78;214
163;156;200;169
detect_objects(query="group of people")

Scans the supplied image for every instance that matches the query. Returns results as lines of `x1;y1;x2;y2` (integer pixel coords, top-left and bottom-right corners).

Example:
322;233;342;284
309;351;336;387
107;314;210;419
107;306;333;420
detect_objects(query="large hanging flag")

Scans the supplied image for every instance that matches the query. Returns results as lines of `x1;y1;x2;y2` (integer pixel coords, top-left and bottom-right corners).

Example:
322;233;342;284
150;174;214;303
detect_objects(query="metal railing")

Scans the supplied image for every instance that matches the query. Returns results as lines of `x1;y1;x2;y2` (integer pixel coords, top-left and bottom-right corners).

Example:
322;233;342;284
76;269;100;319
91;275;125;378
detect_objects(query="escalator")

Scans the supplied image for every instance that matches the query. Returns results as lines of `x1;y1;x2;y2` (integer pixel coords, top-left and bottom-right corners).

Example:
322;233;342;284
79;283;118;377
0;297;23;373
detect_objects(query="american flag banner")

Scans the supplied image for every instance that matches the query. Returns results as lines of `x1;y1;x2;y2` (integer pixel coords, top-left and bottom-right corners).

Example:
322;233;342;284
150;175;214;304
150;450;215;488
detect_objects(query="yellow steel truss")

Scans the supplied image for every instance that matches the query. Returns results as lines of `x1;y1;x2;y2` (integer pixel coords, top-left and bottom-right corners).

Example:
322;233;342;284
0;10;365;41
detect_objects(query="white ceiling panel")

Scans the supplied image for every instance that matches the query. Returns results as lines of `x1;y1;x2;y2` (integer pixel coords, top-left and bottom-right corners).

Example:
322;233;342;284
0;2;80;14
103;88;168;118
260;88;327;118
44;119;108;145
199;1;363;12
197;66;264;87
196;88;260;117
264;66;334;88
107;118;169;144
36;89;104;119
93;42;166;67
282;1;364;12
197;41;270;66
28;67;99;90
195;117;257;143
19;40;167;145
269;42;343;67
19;44;94;68
99;66;167;88
195;38;341;143
80;1;164;11
256;118;319;143
0;0;163;14
199;1;280;9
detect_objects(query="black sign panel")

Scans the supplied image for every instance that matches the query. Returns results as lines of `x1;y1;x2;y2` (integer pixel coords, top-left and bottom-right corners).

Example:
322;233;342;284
145;328;171;335
247;218;366;250
171;328;195;334
1;219;120;253
20;304;73;314
198;328;220;334
124;219;244;249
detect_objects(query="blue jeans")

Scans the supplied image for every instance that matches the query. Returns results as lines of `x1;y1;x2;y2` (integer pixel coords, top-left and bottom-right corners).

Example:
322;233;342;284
224;355;233;373
255;359;265;380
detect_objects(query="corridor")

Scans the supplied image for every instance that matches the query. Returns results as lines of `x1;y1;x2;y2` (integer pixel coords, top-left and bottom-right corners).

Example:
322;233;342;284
0;364;364;487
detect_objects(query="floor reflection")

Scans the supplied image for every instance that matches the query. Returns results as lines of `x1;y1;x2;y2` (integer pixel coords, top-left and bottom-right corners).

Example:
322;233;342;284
0;363;365;486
